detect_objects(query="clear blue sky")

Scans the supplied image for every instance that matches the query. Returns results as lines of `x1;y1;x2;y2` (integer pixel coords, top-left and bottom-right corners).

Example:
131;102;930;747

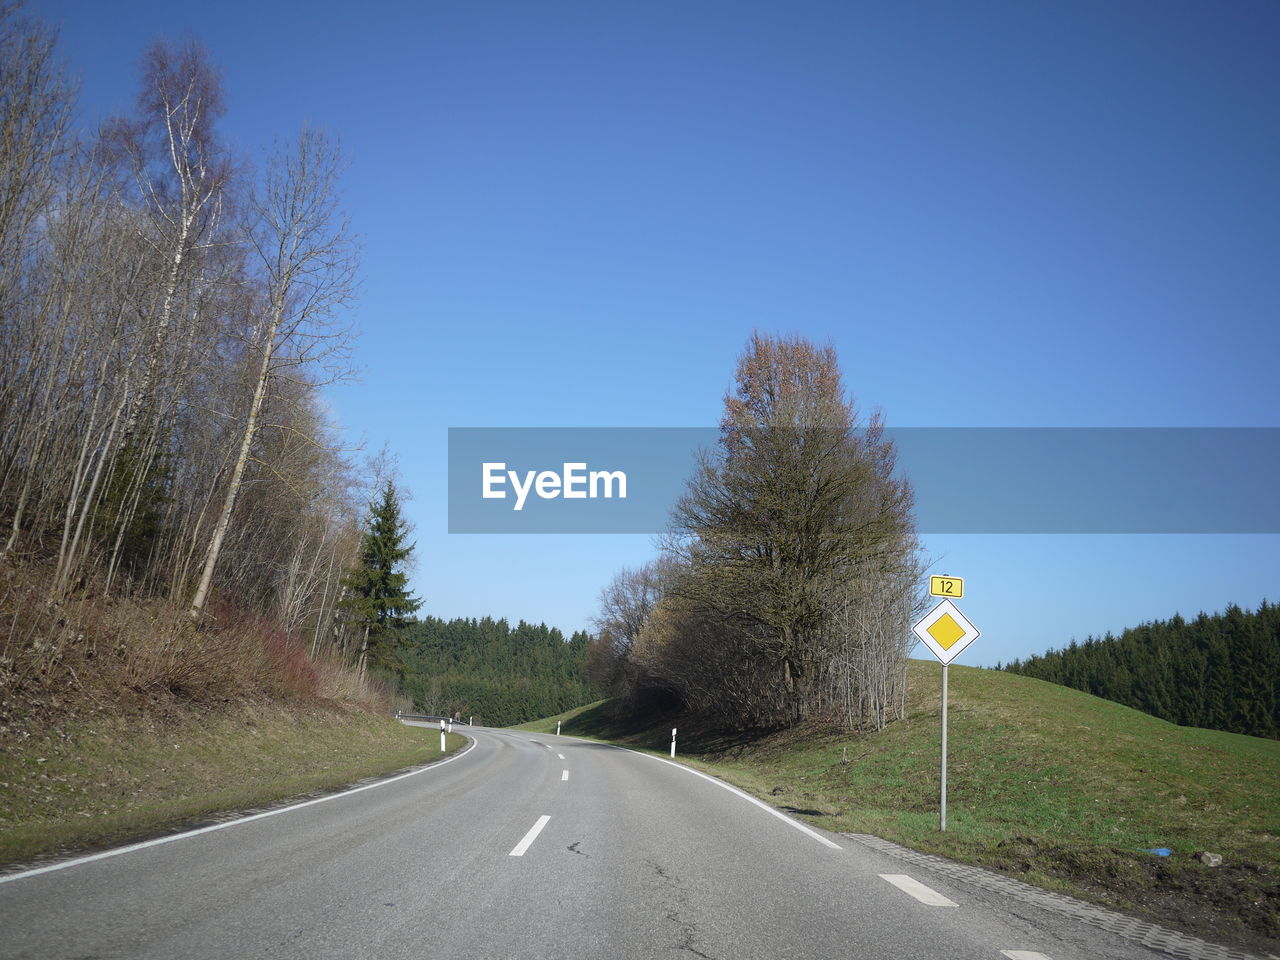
32;0;1278;667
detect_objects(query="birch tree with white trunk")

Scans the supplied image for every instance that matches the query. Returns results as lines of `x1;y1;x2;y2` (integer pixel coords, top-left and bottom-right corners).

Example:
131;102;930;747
189;127;356;619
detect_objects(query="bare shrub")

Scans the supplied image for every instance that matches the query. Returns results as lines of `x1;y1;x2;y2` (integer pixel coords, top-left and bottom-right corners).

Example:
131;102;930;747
0;557;387;729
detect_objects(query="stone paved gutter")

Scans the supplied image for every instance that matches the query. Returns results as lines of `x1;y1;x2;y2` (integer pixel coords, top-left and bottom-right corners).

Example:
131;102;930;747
842;833;1272;960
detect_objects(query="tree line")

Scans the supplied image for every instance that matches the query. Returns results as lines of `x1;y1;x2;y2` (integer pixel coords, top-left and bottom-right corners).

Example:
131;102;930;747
0;8;406;690
588;333;926;732
401;617;595;727
1000;601;1279;739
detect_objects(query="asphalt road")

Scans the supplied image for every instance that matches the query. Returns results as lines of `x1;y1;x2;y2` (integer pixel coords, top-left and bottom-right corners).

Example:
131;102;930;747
0;725;1201;960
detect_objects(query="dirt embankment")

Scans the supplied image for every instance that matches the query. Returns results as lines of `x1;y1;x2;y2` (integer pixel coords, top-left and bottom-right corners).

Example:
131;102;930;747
0;562;432;866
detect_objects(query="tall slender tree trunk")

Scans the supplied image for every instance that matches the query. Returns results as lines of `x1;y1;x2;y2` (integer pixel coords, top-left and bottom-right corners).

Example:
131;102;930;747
189;312;279;619
357;625;370;680
310;523;344;657
53;384;127;595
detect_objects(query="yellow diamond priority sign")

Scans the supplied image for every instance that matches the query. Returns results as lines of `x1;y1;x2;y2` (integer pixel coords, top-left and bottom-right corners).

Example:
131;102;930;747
913;598;980;665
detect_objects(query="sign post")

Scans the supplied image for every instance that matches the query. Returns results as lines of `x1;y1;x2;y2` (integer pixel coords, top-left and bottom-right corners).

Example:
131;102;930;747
941;664;948;831
912;595;980;832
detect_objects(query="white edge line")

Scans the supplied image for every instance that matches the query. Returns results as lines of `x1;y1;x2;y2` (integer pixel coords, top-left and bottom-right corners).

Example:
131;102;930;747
509;814;551;856
0;735;478;886
879;873;959;906
1001;953;1053;960
568;737;841;850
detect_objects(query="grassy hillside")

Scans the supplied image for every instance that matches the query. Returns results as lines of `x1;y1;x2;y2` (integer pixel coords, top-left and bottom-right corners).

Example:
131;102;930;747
524;660;1279;953
1003;600;1279;739
509;699;607;732
0;702;467;865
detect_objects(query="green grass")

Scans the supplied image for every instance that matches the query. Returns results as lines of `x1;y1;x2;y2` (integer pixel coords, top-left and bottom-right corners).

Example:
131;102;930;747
509;699;608;733
520;661;1280;952
0;703;467;864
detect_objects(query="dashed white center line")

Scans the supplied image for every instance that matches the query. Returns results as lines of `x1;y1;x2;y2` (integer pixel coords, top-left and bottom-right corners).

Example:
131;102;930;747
509;815;551;857
878;874;958;906
1001;953;1054;960
561;770;569;781
557;753;565;760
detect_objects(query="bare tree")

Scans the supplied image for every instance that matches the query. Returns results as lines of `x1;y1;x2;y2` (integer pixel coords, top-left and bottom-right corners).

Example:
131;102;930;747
189;127;356;618
649;332;920;728
0;14;376;698
46;38;234;596
0;3;71;317
587;561;663;702
0;3;74;559
109;36;231;431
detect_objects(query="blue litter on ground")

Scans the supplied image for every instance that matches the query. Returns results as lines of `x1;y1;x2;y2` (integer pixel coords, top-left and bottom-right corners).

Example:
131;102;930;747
1141;847;1172;857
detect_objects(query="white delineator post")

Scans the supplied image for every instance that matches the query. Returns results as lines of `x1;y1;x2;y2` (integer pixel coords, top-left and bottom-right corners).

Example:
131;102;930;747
439;719;446;753
671;727;677;758
556;721;561;736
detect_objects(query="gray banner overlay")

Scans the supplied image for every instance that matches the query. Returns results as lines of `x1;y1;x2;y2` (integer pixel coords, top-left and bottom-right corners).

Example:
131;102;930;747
448;427;1280;534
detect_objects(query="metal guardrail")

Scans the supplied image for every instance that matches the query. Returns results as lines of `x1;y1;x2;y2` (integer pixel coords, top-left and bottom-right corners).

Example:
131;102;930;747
394;712;473;725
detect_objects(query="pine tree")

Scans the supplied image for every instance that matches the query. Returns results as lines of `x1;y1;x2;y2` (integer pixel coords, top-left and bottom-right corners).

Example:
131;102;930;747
340;480;421;677
1002;602;1278;739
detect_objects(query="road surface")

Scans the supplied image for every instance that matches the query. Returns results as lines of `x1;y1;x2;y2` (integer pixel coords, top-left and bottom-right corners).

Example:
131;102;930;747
0;725;1236;959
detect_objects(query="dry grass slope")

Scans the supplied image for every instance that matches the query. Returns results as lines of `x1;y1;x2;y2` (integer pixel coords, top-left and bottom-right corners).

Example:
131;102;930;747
0;560;454;866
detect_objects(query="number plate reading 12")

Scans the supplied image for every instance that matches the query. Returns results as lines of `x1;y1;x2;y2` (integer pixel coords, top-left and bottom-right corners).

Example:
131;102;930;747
929;576;964;598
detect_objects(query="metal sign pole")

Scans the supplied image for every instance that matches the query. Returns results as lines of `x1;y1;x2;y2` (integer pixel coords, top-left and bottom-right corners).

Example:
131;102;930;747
940;664;948;832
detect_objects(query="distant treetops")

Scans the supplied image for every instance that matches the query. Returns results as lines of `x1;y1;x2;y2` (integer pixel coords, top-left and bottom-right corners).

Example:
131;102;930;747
1002;601;1278;740
400;617;594;727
